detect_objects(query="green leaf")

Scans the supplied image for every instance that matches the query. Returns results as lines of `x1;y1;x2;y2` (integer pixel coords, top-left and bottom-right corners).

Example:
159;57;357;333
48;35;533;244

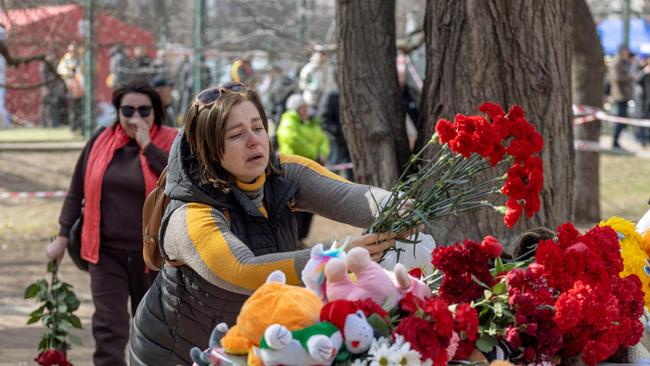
52;281;62;290
495;256;504;274
27;312;42;325
66;296;80;312
57;304;68;313
38;337;48;351
476;335;497;353
68;334;82;346
68;315;83;329
24;283;41;299
367;313;390;338
492;281;507;295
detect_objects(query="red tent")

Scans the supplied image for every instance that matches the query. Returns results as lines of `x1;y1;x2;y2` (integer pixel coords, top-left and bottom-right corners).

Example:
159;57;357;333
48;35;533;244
2;4;156;123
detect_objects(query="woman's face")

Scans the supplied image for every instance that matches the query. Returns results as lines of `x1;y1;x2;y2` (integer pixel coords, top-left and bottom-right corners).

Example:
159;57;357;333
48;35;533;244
118;92;154;138
219;101;269;183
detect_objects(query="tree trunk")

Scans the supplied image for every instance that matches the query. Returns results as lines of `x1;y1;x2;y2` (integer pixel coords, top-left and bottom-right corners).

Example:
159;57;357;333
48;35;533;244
418;0;574;244
572;0;604;224
336;0;409;188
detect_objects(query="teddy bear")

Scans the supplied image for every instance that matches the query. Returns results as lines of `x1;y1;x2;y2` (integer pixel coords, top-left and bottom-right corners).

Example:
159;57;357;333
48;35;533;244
306;245;431;309
319;299;374;357
255;321;343;365
216;270;325;365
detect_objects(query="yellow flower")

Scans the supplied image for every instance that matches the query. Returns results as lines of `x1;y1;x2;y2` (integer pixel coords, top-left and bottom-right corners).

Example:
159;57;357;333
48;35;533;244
601;216;650;308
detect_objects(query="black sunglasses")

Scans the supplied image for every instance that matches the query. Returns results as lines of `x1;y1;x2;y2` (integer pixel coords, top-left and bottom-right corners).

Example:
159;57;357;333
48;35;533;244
195;82;246;109
120;105;152;118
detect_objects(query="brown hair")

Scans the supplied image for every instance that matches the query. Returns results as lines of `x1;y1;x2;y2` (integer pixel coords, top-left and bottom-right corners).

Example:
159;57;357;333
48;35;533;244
184;87;278;189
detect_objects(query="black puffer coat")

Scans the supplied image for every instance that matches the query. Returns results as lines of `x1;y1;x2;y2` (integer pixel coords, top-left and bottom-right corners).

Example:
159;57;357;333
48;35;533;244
130;134;299;365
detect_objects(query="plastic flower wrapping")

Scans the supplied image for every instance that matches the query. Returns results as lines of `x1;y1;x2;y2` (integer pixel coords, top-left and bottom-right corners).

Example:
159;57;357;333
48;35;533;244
187;104;648;366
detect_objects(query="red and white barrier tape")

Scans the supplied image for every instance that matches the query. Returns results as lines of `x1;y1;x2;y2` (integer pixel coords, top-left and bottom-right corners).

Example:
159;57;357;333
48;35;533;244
0;190;66;200
573;105;650;127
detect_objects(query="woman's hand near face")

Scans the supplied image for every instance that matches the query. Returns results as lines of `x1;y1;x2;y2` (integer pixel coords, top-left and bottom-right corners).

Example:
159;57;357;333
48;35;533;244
131;118;152;149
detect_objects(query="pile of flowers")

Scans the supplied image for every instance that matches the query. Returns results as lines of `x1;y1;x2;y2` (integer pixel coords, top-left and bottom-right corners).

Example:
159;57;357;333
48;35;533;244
25;261;82;366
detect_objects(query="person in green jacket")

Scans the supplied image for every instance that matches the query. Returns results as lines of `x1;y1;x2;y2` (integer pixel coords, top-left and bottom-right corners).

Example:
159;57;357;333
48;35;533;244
277;93;331;242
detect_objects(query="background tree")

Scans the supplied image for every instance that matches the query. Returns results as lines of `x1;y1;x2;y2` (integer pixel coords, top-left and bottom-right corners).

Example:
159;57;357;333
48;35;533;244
572;0;605;224
336;0;410;187
417;0;574;243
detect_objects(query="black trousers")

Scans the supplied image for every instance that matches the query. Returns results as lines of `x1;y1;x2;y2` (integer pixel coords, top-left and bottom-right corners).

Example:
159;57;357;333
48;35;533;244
89;246;156;366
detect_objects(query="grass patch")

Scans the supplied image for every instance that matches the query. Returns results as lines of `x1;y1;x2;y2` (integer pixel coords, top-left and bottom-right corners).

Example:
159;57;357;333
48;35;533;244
600;153;650;221
0;127;83;142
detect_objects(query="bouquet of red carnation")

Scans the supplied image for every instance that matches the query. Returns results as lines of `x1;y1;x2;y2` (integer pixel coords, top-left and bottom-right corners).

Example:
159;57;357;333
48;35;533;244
428;222;645;366
25;261;82;366
371;102;544;257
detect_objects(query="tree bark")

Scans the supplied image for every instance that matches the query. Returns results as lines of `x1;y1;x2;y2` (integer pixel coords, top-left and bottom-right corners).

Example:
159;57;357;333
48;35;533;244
336;0;409;188
572;0;604;224
418;0;574;243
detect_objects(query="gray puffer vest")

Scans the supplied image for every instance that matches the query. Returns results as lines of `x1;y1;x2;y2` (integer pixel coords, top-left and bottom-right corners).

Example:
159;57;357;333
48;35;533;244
130;134;299;365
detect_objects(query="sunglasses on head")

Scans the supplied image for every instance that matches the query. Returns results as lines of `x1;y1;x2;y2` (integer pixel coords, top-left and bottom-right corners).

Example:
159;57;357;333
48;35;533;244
195;82;246;108
120;105;152;118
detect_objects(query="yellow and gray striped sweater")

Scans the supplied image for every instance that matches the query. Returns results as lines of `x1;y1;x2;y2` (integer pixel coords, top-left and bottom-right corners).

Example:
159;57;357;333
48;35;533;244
163;154;391;295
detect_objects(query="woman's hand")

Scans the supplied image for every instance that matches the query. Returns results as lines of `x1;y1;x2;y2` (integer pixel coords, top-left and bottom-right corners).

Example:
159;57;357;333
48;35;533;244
131;118;152;149
345;232;398;262
46;236;69;262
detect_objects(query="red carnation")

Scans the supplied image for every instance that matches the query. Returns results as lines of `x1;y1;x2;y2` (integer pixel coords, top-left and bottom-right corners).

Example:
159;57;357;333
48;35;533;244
434;118;456;144
480;235;503;258
353;298;389;320
408;267;423;279
452;303;479;360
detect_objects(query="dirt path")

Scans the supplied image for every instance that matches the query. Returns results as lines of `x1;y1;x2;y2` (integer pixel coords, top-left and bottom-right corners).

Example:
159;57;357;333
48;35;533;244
0;150;358;365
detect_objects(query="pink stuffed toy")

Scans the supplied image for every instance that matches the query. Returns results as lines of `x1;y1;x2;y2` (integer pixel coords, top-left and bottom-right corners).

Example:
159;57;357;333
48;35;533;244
324;247;430;309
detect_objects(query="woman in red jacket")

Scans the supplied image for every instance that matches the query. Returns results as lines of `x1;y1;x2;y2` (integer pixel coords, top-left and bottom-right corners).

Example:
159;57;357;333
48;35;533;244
46;81;177;366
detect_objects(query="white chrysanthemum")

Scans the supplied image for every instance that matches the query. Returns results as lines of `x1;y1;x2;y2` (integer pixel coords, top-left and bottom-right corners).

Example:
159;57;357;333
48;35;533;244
392;348;422;366
389;334;424;366
368;337;395;366
369;336;392;353
351;359;369;366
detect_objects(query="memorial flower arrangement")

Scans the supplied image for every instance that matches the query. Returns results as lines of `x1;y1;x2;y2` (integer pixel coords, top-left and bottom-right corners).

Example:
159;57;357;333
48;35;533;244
25;261;82;366
186;103;645;366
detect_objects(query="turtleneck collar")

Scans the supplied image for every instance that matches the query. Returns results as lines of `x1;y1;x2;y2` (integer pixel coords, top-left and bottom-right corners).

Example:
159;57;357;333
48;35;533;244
236;174;266;192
